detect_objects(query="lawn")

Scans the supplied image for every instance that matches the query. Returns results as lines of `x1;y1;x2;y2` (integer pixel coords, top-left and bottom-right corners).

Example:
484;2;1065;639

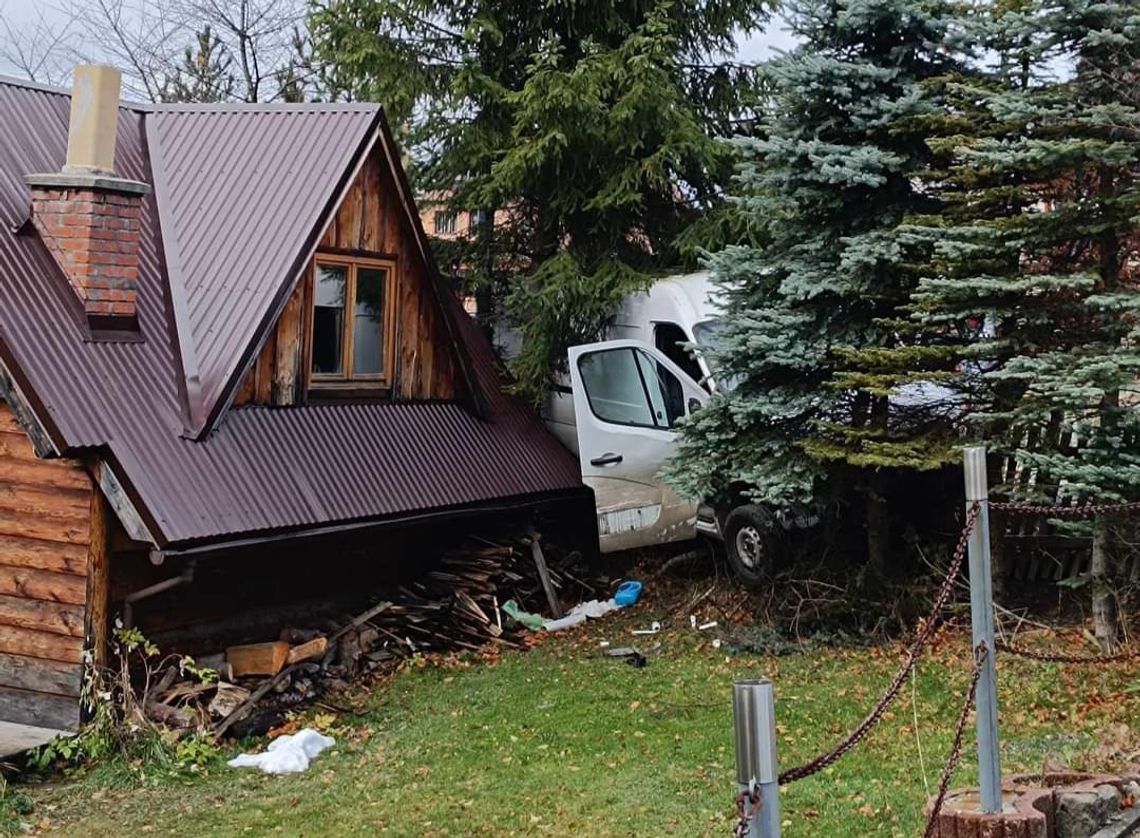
14;590;1140;837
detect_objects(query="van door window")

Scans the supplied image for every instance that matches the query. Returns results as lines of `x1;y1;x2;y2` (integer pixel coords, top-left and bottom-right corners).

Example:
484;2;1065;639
635;350;685;428
578;347;687;429
654;322;704;385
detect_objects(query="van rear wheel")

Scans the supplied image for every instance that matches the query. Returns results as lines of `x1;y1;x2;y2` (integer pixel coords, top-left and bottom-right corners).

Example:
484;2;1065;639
724;504;779;588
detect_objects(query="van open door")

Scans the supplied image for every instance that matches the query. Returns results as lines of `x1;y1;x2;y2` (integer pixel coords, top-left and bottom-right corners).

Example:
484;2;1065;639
568;339;709;553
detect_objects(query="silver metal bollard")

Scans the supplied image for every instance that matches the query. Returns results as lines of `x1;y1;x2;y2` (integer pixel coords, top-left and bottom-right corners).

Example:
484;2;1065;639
963;446;1003;813
733;679;781;837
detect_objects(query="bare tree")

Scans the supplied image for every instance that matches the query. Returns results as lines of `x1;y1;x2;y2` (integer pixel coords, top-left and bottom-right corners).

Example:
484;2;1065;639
0;8;76;87
0;0;308;102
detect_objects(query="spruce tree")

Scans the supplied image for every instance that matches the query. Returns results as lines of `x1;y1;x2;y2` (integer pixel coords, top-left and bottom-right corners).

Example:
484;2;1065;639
900;0;1140;646
665;0;967;576
307;0;769;401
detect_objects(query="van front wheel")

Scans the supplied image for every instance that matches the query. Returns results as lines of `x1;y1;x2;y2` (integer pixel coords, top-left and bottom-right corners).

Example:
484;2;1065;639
724;504;778;588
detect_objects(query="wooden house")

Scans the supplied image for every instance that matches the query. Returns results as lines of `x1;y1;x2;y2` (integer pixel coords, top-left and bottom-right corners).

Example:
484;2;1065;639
0;67;594;745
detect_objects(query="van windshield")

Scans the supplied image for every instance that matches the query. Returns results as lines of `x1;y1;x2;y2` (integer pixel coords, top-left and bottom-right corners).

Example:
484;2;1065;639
692;319;737;391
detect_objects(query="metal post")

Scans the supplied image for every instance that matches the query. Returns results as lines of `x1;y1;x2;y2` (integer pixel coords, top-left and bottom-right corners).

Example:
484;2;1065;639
963;446;1003;813
733;679;781;837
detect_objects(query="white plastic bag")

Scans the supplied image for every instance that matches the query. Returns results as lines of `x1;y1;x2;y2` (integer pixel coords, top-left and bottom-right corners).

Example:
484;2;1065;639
227;728;335;775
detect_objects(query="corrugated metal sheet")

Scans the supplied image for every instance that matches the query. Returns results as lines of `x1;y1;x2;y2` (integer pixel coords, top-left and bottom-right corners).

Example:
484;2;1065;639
0;78;585;547
147;104;379;428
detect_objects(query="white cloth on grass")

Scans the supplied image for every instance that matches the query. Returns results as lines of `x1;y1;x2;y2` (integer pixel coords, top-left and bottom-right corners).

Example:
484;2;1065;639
227;729;336;774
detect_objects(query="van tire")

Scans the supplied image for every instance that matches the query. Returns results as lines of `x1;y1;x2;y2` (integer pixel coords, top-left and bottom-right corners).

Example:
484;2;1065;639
724;504;778;588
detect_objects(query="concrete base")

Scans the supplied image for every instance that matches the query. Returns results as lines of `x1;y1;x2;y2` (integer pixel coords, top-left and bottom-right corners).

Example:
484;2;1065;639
928;774;1140;838
0;722;68;760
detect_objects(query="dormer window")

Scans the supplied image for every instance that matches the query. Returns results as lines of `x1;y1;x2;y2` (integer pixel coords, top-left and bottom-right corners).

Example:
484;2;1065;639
311;255;397;386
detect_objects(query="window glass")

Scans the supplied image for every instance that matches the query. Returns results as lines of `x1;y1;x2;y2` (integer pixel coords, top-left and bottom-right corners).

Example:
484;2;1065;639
655;322;704;384
434;212;457;235
312;264;347;375
635;350;686;428
353;268;386;375
578;348;654;427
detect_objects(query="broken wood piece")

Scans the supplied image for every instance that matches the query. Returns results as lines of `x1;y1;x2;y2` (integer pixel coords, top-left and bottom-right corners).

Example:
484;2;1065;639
208;682;251;720
329;601;392;643
227;641;290;678
285;636;328;665
145;700;195;729
528;530;563;619
212;664;300;740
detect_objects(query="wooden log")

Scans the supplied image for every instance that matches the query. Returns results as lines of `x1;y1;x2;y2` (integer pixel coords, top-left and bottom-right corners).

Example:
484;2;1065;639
227;641;290;678
86;490;111;669
0;595;85;637
285;636;327;665
0;626;84;664
0;459;90;492
0;509;89;546
528;533;562;619
0;566;87;605
0;652;81;697
0;483;91;520
0;431;42;462
0;684;80;731
0;535;88;575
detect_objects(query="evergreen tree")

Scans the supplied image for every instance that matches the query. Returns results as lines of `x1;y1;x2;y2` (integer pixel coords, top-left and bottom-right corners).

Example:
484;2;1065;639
665;0;968;576
307;0;769;400
900;0;1140;646
161;27;235;103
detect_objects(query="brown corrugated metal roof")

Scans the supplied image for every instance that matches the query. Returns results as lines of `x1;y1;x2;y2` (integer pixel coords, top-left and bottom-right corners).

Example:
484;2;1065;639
147;104;380;432
0;77;585;547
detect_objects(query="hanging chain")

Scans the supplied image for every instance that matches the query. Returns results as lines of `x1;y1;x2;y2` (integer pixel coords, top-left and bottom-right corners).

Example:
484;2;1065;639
996;639;1140;664
732;783;761;838
777;502;981;785
922;644;986;838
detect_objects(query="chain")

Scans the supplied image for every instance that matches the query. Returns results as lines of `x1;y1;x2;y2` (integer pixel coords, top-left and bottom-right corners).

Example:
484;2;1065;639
732;783;761;838
996;639;1140;664
990;499;1140;517
776;502;981;786
922;644;985;838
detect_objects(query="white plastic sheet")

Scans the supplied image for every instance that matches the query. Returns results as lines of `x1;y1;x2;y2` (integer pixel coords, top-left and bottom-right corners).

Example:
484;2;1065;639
227;728;336;775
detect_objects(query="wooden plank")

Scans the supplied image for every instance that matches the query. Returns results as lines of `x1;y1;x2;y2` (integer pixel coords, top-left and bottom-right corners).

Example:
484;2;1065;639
301;264;315;397
0;458;89;492
255;330;276;404
0;431;41;462
0;509;89;546
272;282;304;406
0;685;80;731
0;535;88;576
0;566;87;605
361;156;381;251
0;626;83;664
0;379;54;459
0;653;80;697
85;491;110;669
0;483;91;520
233;364;256;406
0;596;84;638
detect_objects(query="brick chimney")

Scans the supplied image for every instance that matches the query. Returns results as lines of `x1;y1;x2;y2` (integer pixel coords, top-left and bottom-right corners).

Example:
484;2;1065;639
25;65;150;333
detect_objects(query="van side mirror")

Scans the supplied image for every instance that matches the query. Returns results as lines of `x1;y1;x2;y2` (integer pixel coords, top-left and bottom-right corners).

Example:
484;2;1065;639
688;397;702;414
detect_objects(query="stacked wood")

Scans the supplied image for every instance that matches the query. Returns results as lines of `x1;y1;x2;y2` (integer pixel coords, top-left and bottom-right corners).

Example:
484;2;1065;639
139;533;605;740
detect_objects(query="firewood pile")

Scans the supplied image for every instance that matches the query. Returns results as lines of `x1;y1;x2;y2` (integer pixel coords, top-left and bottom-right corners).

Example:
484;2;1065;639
138;534;604;740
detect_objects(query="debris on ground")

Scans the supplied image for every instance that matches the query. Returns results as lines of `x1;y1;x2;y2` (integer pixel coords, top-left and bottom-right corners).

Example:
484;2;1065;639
227;729;336;774
129;533;607;742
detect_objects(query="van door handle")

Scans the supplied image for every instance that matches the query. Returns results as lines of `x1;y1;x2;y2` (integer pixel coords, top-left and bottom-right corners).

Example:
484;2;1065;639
590;453;623;467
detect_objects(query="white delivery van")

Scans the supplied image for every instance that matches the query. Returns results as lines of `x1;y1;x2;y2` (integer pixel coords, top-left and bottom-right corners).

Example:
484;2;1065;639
499;271;783;584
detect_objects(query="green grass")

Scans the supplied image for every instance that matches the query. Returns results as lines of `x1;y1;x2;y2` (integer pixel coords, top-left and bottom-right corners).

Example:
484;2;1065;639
18;604;1140;837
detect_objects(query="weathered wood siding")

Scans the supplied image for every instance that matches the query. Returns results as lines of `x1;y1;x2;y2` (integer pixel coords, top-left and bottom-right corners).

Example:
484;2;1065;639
0;404;91;730
235;145;461;406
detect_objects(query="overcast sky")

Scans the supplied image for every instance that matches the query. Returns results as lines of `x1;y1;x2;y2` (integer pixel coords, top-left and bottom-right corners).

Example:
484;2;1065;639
0;0;801;84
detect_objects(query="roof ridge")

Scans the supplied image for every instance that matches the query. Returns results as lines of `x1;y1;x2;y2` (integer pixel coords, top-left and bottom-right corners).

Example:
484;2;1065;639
145;101;381;114
0;74;150;111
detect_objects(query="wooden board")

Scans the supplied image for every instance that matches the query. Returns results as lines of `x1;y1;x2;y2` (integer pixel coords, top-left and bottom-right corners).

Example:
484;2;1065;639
0;626;83;664
0;595;85;637
0;567;86;605
0;653;81;697
0;721;73;756
0;685;80;731
0;536;88;575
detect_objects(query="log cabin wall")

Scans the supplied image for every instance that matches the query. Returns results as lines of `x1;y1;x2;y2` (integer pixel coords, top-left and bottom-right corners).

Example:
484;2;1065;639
0;403;98;730
234;145;461;407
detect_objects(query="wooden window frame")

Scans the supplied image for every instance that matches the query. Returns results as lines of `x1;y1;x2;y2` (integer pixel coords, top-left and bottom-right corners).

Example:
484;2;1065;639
308;253;399;389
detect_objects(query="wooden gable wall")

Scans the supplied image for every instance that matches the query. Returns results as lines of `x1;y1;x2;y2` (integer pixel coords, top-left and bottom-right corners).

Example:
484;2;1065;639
234;145;461;407
0;403;98;731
